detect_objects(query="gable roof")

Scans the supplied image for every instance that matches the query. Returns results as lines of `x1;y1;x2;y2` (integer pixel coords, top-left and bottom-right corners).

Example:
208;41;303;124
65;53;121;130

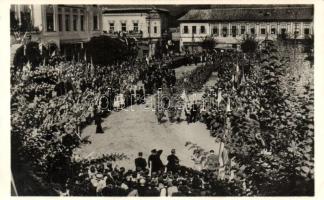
178;6;313;22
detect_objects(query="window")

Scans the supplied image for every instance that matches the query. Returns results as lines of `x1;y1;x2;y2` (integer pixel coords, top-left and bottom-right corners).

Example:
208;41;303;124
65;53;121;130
250;27;255;34
80;15;84;31
281;28;286;35
241;26;245;34
271;28;276;34
73;15;78;31
304;28;310;35
133;23;138;32
260;28;266;35
58;14;62;31
46;6;54;32
65;14;70;31
154;26;157;34
200;26;206;34
93;15;98;30
109;22;114;32
121;22;126;32
212;26;218;35
222;27;228;37
192;26;196;34
183;26;188;34
294;23;300;36
232;26;237;37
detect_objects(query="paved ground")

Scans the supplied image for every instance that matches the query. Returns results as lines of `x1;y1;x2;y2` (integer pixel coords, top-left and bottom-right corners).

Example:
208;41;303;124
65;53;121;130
74;70;219;171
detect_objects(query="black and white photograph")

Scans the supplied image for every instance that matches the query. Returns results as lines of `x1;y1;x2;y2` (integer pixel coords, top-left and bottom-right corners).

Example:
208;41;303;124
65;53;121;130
6;2;318;197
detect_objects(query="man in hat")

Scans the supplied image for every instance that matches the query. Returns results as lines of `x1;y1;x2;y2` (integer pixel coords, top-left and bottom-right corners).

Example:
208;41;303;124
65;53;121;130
166;149;179;173
135;152;147;172
148;149;164;173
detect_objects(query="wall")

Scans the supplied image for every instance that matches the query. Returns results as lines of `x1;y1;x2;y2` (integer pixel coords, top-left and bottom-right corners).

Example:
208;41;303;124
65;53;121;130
179;21;313;52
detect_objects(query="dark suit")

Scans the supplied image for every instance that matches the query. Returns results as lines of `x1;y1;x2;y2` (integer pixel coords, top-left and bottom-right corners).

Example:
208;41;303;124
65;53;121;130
148;153;164;173
135;157;147;171
167;154;179;173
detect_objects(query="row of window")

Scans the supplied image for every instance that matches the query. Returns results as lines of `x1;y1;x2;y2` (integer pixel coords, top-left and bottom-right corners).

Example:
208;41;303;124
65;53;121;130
108;22;158;34
46;7;99;32
183;25;311;36
109;22;138;32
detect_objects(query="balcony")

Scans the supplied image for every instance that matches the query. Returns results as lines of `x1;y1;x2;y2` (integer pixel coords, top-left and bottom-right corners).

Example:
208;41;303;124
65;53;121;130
103;30;143;38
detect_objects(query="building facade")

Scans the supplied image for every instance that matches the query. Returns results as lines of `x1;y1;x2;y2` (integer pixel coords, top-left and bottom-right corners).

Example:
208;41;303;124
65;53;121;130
178;6;313;52
10;4;103;57
102;7;169;57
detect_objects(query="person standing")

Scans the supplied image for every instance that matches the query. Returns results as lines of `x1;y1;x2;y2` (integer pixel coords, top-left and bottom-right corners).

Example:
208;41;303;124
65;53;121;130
148;149;164;174
148;149;158;174
204;150;220;173
166;149;179;173
135;152;147;172
94;105;104;134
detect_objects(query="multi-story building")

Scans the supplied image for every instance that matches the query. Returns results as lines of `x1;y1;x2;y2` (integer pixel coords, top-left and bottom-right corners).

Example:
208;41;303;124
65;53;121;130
10;5;103;58
178;5;313;52
102;7;169;56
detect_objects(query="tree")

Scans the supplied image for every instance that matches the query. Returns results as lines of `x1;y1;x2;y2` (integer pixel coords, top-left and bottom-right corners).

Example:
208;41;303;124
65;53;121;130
85;35;138;65
201;36;216;51
13;41;42;70
241;36;258;54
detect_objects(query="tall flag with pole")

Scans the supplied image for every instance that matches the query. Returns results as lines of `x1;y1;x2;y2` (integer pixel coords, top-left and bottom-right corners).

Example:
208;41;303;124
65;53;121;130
84;50;87;62
90;56;94;77
26;60;31;71
217;90;223;108
241;67;246;85
226;97;231;112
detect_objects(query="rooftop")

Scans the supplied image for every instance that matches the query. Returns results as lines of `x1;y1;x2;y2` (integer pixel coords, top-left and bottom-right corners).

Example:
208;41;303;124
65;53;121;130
102;6;169;14
178;6;313;22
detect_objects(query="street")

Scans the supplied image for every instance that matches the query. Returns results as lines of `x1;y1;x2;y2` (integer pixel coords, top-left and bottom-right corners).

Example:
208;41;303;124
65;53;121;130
74;69;219;170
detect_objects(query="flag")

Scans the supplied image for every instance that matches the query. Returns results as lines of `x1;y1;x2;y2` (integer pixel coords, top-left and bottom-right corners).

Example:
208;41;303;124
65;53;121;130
84;51;87;62
51;50;56;57
23;45;27;56
26;60;31;71
181;90;189;103
217;90;222;108
226;97;231;112
241;70;246;84
43;58;46;67
231;74;234;83
90;57;94;77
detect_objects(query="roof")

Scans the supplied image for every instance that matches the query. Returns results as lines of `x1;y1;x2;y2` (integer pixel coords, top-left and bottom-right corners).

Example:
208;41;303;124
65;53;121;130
178;6;313;22
102;6;169;14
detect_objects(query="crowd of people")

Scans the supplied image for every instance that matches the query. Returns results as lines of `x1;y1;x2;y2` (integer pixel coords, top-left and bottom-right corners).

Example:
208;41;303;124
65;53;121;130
60;147;236;196
11;41;219;194
11;31;258;196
